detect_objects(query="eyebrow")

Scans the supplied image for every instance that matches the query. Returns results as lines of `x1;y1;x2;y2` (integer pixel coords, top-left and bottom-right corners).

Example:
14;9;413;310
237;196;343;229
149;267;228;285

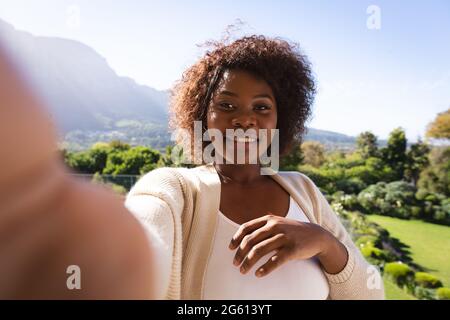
253;93;274;101
218;90;274;101
219;90;238;97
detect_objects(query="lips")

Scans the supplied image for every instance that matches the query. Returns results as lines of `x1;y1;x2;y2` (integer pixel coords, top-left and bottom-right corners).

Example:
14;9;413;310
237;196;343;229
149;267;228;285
225;135;258;143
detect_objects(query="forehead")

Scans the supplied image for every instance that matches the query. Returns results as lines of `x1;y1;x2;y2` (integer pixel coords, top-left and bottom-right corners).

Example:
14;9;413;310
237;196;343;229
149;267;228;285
216;69;274;96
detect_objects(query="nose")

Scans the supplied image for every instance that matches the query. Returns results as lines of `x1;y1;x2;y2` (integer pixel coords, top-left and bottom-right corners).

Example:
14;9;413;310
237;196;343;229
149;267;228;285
231;111;256;130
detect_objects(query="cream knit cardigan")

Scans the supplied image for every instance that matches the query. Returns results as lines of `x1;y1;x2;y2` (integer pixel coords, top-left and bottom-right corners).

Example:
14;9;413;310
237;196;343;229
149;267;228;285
125;163;385;300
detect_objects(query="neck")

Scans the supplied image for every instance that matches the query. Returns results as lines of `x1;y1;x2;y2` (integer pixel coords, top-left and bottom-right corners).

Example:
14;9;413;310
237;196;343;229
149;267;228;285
213;163;266;186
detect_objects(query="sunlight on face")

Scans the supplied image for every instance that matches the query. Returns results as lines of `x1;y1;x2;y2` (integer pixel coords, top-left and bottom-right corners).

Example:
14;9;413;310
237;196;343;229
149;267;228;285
206;69;278;165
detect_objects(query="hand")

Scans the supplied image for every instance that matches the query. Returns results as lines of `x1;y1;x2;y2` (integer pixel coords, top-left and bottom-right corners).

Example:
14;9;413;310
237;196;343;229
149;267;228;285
229;214;347;277
0;48;155;299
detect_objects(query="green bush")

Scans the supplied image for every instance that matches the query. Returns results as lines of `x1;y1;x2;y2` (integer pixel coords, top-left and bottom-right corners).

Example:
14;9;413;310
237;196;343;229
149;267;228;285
335;177;367;195
361;244;390;262
357;182;386;212
436;287;450;300
298;165;331;191
355;235;381;248
415;188;429;201
344;211;388;239
384;262;414;287
356;224;383;238
410;206;422;219
331;192;360;211
414;272;443;289
65;141;163;176
433;198;450;225
357;181;419;219
414;286;436;300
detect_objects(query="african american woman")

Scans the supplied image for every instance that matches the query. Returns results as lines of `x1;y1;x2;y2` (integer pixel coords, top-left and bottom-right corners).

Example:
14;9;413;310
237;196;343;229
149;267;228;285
125;35;385;300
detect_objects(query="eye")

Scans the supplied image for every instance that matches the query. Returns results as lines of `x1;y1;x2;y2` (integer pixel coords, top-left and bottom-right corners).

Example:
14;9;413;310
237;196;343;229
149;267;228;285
218;102;235;110
254;104;271;111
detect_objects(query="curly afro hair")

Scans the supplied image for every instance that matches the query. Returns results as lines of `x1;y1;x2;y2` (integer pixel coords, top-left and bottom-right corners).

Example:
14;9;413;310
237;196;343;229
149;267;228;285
169;35;316;160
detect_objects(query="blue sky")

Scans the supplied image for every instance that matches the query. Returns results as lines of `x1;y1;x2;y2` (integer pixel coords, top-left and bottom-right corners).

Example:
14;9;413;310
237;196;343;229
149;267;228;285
0;0;449;141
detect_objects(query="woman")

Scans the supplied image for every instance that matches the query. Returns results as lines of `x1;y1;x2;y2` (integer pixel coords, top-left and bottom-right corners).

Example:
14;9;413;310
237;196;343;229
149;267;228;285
125;35;384;300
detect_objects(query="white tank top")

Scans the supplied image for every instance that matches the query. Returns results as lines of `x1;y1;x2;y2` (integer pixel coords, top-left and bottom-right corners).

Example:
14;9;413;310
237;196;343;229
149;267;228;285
203;196;330;299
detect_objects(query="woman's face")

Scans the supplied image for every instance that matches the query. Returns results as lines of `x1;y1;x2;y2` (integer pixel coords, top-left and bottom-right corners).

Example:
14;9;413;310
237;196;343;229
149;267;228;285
206;69;278;164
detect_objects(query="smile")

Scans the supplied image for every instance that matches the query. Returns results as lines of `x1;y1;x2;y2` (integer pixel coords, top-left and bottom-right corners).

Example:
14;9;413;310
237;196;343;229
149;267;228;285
225;136;258;143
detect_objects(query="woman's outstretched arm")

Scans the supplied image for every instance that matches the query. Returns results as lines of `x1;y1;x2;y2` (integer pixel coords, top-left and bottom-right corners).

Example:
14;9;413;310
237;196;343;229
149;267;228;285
0;44;156;299
125;167;190;299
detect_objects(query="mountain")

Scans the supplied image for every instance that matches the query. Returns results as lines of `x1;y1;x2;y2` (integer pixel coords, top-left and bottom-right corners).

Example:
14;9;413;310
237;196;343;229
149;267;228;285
305;128;357;150
0;19;360;151
0;19;168;131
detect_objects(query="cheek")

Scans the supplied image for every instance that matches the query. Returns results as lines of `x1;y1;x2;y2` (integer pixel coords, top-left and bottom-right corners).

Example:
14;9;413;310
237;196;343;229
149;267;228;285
265;112;277;130
206;111;215;129
206;109;225;129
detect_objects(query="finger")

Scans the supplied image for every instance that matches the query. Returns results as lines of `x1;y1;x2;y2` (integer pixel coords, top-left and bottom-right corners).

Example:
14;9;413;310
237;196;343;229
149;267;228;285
239;233;286;274
255;248;290;278
229;215;272;249
233;226;274;266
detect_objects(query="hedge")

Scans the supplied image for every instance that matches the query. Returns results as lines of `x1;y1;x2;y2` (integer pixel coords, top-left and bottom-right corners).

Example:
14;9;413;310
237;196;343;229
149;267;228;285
384;262;414;287
355;235;381;248
414;272;443;289
436;287;450;300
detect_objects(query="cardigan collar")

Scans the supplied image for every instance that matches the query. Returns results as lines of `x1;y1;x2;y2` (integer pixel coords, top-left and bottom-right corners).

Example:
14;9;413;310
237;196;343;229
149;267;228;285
183;163;318;299
200;163;317;224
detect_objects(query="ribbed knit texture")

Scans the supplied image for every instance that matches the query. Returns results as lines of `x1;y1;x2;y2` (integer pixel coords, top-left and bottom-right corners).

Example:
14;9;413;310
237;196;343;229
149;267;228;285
126;164;385;300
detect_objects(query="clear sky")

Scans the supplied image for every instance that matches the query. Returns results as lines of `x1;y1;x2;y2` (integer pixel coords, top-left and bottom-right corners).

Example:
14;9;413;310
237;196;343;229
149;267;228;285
0;0;449;141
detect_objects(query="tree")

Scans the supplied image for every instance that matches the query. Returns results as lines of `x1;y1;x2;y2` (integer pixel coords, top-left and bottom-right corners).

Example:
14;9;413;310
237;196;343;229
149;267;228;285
426;108;450;140
301;141;325;168
280;140;304;170
381;127;407;180
109;140;131;151
356;131;379;159
88;143;110;173
156;144;195;168
404;139;430;186
103;146;161;175
65;151;95;174
417;146;450;197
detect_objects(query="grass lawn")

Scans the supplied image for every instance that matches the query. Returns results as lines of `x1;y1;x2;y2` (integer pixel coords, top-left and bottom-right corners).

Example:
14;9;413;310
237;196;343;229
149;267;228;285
383;276;416;300
367;214;450;287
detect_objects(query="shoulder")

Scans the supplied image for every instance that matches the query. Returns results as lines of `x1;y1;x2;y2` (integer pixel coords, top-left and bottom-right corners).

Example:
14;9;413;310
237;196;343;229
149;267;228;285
139;166;189;182
144;164;218;187
130;167;191;193
127;166;206;206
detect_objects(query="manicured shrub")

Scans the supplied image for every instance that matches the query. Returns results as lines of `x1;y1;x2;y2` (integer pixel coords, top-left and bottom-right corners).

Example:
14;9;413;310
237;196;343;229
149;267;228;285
414;286;436;300
357;182;386;212
355;235;381;248
414;272;443;289
357;181;419;219
331;192;360;210
361;244;390;262
410;206;422;219
384;262;414;287
436;287;450;300
415;188;429;201
433;198;450;225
